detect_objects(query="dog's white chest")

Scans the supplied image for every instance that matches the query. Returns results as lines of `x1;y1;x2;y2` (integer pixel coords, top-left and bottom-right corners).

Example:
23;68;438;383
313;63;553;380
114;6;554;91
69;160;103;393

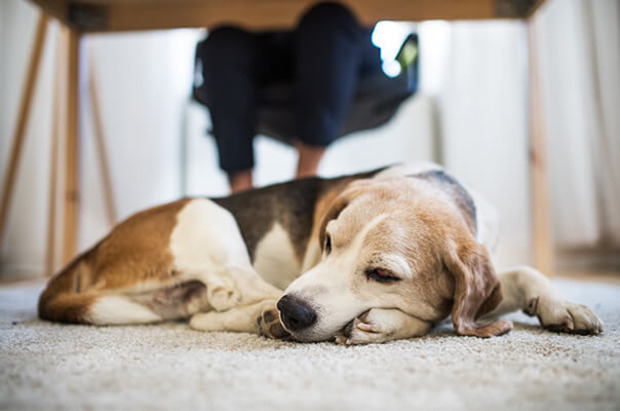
252;222;301;290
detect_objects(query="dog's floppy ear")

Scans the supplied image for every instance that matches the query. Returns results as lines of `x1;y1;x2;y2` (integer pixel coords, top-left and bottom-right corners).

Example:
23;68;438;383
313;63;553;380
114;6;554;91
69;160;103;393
316;180;370;248
443;241;513;337
317;192;351;249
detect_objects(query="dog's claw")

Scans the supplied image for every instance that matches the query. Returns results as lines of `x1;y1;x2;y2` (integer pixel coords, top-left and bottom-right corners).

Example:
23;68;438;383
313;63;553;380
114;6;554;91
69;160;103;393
356;320;374;332
334;333;348;345
334;311;392;345
335;318;357;345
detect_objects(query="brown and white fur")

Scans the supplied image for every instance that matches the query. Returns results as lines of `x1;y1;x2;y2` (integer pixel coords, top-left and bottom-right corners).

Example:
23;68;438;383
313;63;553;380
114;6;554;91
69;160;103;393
39;163;602;344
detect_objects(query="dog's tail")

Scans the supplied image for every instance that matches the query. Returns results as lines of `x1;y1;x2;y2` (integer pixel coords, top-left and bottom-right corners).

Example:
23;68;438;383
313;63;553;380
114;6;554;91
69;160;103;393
38;253;96;324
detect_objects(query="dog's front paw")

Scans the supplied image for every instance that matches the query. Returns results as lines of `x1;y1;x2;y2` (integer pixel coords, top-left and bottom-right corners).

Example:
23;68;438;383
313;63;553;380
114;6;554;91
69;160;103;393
335;310;396;346
257;302;290;340
207;284;241;312
189;311;220;332
526;295;603;335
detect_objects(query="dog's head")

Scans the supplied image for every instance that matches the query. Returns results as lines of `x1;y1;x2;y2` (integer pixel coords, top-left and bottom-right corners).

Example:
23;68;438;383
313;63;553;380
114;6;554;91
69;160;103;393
277;176;509;342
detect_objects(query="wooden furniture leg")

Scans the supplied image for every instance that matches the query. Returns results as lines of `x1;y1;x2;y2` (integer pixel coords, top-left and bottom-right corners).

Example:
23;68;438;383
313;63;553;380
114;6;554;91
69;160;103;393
0;14;49;254
61;29;83;265
528;18;554;275
45;27;68;277
89;61;118;227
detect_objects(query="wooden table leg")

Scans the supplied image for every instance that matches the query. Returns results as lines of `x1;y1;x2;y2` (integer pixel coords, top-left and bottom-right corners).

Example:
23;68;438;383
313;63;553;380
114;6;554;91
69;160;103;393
89;61;118;227
45;27;68;277
0;14;49;254
61;29;83;265
528;18;554;275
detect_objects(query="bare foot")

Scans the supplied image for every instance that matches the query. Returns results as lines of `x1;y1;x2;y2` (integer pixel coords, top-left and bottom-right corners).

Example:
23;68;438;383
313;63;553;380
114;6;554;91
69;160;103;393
228;169;253;193
295;142;326;179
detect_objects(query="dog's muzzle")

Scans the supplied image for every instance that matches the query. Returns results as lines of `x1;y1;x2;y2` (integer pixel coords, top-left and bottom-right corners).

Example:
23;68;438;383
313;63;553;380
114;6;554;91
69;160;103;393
277;294;317;332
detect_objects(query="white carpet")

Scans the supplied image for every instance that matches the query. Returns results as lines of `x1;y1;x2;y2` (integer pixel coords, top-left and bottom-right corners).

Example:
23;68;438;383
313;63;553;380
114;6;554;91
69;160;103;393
1;279;619;411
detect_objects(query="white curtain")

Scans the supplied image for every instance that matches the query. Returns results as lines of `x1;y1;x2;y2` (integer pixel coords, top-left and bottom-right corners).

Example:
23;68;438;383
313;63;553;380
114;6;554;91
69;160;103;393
418;0;620;259
535;0;620;248
418;20;531;266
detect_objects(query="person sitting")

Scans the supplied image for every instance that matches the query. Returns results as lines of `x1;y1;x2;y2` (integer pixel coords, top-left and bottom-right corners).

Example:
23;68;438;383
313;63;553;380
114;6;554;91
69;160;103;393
197;2;384;193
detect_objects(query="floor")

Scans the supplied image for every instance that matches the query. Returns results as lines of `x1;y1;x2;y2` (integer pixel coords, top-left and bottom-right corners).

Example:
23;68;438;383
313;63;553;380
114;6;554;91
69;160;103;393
556;270;620;286
1;273;619;410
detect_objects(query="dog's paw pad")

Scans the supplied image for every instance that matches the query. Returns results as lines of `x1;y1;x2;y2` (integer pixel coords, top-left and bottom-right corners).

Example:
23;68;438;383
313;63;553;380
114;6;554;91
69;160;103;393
258;307;290;340
534;295;603;335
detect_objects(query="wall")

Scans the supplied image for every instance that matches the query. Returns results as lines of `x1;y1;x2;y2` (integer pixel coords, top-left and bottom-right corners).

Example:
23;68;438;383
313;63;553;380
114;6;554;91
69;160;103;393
1;1;57;274
0;0;200;275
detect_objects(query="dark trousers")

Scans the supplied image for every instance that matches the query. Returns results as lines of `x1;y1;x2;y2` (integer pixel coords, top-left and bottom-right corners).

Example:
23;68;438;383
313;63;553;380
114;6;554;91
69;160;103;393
200;2;381;173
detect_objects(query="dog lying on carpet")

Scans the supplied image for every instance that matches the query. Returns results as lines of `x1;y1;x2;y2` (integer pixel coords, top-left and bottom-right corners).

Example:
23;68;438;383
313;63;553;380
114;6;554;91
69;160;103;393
39;163;602;344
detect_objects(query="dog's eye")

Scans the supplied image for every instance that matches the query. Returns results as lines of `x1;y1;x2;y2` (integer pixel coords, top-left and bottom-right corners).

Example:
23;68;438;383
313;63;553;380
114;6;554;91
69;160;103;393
365;268;401;283
324;234;332;254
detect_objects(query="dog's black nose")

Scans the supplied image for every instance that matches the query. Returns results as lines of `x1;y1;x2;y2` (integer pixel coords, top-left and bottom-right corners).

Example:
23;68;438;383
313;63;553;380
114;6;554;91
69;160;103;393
277;295;317;331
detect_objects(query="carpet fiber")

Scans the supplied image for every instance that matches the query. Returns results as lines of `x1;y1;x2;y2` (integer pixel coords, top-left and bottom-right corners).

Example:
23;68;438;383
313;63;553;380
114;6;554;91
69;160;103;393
1;279;619;411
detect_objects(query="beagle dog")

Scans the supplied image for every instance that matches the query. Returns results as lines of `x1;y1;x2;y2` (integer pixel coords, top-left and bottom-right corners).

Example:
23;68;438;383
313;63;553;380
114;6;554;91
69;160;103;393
39;163;602;344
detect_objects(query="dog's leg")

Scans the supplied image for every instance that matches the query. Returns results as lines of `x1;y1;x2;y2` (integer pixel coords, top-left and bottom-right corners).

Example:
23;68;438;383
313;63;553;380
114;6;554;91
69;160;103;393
189;299;289;339
199;270;242;312
485;266;603;334
171;199;283;312
194;265;283;313
87;295;163;325
335;308;431;345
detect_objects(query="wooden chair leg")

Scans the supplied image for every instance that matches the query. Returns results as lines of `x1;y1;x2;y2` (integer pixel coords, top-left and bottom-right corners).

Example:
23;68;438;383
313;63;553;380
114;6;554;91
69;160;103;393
45;27;67;277
528;18;554;275
89;60;118;227
61;29;83;265
0;14;49;254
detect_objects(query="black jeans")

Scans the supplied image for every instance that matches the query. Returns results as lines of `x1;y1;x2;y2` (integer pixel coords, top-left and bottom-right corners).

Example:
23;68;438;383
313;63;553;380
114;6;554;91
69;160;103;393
200;2;381;173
